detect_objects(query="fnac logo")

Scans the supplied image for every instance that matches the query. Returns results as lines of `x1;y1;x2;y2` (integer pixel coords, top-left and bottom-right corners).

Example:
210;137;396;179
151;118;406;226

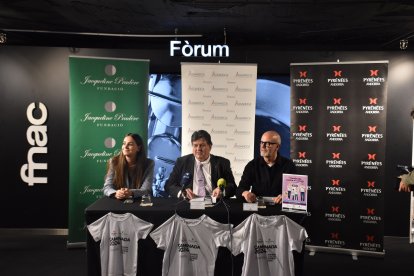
299;71;307;78
368;126;377;132
298;152;307;158
299;98;307;105
367;181;375;188
331;179;340;186
367;208;375;215
368;153;376;160
333;70;342;77
332;125;341;132
333;98;342;105
369;98;378;105
298;125;307;132
332;152;341;159
370;70;379;77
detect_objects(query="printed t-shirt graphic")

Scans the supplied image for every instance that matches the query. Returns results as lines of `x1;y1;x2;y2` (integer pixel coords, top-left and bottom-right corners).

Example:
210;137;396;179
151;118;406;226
87;212;154;276
231;213;307;276
150;214;231;276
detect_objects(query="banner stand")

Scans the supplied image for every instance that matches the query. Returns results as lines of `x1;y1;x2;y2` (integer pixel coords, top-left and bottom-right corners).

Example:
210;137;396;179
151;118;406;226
306;245;385;260
66;242;86;249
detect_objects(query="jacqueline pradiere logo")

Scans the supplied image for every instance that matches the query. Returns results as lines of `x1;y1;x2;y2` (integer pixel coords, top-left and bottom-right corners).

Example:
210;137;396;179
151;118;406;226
325;205;346;222
292;151;312;168
360;208;382;224
361;153;383;170
361;125;383;142
292;70;314;87
326;152;347;169
81;137;120;164
362;98;384;114
360;235;382;251
292;97;313;114
326;97;348;114
361;180;382;197
81;101;140;128
325;179;346;195
326;125;348;142
325;232;346;248
80;64;140;92
292;124;313;141
327;70;349;86
362;69;386;86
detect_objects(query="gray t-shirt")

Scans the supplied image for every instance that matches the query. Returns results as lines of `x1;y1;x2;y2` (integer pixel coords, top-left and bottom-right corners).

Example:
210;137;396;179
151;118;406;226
150;214;231;276
231;213;307;276
87;212;154;276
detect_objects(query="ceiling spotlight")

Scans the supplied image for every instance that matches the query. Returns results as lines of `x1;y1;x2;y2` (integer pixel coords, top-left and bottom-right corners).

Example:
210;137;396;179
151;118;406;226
400;39;408;50
0;33;6;44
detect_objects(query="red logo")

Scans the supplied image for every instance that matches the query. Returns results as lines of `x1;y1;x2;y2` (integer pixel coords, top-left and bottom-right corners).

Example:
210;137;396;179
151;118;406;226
299;125;307;132
368;153;376;160
366;235;375;242
367;181;375;188
299;71;307;78
332;153;341;159
369;98;378;105
331;233;340;240
370;70;379;77
331;179;340;186
331;206;340;213
298;152;306;158
368;126;377;132
332;125;341;132
333;98;342;105
367;208;375;215
334;70;342;77
299;98;307;105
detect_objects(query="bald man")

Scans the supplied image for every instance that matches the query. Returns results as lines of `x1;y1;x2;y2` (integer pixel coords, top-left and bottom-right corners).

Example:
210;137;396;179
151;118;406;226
236;130;296;204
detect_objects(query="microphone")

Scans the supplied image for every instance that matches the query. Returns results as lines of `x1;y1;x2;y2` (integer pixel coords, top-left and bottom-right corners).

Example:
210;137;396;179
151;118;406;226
217;178;227;197
180;172;192;198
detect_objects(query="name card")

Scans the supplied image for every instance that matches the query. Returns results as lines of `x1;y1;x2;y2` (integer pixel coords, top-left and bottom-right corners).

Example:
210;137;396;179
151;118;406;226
190;202;205;210
243;203;258;211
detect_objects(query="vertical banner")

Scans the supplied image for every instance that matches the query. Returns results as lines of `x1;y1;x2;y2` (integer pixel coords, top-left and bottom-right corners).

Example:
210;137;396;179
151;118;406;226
181;63;257;184
290;61;388;255
69;56;149;244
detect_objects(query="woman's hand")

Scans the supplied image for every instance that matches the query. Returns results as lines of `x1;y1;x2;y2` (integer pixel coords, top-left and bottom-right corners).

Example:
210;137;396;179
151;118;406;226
115;188;133;199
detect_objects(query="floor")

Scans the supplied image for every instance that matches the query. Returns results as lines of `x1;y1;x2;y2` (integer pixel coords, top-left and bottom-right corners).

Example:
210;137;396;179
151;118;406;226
0;232;413;276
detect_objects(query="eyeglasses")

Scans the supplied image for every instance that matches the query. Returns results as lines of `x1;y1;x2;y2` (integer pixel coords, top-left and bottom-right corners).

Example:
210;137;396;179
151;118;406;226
260;141;278;147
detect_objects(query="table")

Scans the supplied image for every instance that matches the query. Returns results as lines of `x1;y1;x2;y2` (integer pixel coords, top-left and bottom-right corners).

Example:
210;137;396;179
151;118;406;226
85;197;308;276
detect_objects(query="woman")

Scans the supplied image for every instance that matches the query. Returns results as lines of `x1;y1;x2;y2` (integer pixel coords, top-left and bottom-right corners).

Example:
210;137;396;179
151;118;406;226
103;133;154;199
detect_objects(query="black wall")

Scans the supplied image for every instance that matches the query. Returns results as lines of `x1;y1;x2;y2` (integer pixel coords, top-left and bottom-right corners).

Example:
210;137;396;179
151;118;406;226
0;46;413;236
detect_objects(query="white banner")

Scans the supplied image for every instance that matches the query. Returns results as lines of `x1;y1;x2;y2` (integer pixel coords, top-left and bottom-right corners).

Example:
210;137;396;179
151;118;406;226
181;62;257;184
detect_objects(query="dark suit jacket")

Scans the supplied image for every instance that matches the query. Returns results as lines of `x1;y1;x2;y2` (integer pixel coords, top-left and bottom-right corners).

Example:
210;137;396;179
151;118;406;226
165;154;236;198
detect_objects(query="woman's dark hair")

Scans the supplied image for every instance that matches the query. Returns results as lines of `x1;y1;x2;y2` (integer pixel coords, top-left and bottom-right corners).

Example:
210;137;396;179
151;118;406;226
107;133;148;190
191;130;213;145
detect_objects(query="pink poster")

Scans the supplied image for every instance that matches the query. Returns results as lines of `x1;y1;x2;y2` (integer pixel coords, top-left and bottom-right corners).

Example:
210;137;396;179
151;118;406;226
282;173;308;213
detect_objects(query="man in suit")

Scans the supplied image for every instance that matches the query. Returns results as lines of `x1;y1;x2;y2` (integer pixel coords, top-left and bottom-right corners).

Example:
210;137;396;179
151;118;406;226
165;130;236;199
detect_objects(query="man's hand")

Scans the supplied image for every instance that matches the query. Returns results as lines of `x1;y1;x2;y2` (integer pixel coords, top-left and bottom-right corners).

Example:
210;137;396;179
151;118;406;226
212;187;222;198
399;181;411;192
184;188;196;200
272;194;282;204
242;191;257;203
